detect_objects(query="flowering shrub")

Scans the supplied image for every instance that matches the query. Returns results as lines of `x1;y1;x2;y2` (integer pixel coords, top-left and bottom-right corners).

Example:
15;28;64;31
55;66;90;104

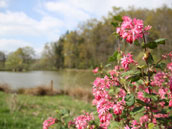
43;117;57;129
43;16;172;129
74;112;94;129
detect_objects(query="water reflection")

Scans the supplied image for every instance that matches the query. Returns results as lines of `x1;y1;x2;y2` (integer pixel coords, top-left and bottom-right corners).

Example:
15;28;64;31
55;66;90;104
0;70;95;90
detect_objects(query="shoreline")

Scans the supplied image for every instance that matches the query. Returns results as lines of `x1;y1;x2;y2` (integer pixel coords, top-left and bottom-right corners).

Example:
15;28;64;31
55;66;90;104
0;68;93;72
0;83;93;102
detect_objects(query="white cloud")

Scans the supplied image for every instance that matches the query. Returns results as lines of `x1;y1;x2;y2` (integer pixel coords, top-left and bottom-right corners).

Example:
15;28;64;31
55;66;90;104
44;1;90;20
106;0;172;10
0;39;43;56
0;39;30;52
0;11;65;54
0;0;171;54
44;0;172;19
0;11;64;40
43;1;91;29
67;0;111;17
0;0;7;8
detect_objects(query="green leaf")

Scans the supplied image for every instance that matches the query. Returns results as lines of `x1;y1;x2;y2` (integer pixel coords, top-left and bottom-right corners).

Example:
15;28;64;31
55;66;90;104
155;38;166;45
137;65;146;70
142;38;166;49
60;109;70;115
134;40;140;46
127;74;141;83
132;106;144;113
125;94;135;106
117;52;122;61
109;89;115;96
147;42;157;49
135;80;144;87
114;86;121;94
155;63;166;70
109;121;122;129
108;51;119;62
142;42;160;49
121;70;138;77
147;53;154;64
148;123;154;129
113;15;122;22
136;99;149;106
144;92;158;101
155;110;167;114
105;64;111;68
111;22;118;27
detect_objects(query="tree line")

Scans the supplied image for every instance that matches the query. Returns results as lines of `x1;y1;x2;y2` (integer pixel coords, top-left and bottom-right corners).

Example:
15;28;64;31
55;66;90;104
0;6;172;71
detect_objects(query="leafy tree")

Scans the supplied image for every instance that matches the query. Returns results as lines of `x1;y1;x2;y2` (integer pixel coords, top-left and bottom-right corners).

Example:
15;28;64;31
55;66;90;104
39;6;172;70
5;47;35;71
0;51;6;69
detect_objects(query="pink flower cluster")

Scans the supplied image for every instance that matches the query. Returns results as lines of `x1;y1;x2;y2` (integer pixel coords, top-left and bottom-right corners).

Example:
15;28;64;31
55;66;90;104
121;53;136;70
151;72;166;87
167;62;172;72
169;77;172;92
168;51;172;59
140;115;149;126
137;91;149;103
43;117;56;129
92;67;99;74
92;68;126;128
74;112;94;129
161;51;172;60
92;76;113;128
116;16;151;43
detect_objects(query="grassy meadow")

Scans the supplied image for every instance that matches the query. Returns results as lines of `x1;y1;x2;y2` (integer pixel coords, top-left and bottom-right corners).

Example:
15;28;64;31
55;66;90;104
0;91;95;129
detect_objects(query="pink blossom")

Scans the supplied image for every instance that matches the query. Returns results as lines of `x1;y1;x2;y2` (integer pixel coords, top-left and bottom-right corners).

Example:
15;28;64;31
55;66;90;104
158;88;166;99
116;16;151;44
137;91;149;103
153;118;157;124
170;77;172;92
68;120;75;128
159;101;165;107
124;125;130;129
118;89;126;99
116;27;121;33
131;120;140;129
74;112;94;129
113;104;123;115
144;25;152;31
168;51;172;59
162;54;168;59
151;72;166;87
92;76;114;128
167;62;172;72
154;114;168;118
121;53;136;70
137;91;145;101
140;115;149;126
99;113;112;128
93;67;99;74
43;117;56;129
92;99;98;106
169;99;172;107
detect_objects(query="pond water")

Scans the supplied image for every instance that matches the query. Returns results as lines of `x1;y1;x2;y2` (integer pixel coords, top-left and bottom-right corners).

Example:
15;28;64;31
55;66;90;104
0;70;95;90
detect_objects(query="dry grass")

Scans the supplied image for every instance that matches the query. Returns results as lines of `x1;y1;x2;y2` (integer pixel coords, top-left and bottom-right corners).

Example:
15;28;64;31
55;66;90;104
6;93;21;113
16;86;93;101
0;83;93;101
17;86;59;96
0;83;11;93
64;87;93;102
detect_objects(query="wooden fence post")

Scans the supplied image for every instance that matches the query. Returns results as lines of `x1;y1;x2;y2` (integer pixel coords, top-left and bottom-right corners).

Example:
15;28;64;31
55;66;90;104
50;80;53;91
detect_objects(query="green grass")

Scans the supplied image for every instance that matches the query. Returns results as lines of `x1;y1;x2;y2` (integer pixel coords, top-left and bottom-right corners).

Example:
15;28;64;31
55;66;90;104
0;92;95;129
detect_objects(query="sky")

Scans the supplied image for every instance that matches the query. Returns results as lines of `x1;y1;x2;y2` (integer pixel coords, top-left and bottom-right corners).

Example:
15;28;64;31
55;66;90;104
0;0;171;55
